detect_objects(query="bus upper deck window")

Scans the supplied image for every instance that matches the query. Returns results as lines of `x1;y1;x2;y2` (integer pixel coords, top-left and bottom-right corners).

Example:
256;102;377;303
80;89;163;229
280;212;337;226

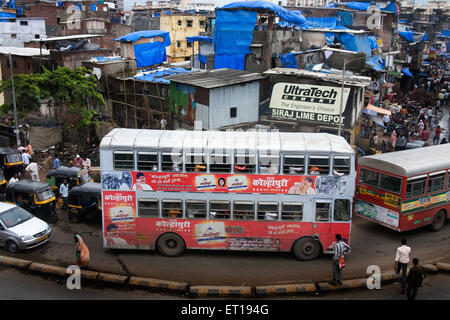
162;199;183;218
333;157;350;175
161;153;183;172
210;200;230;219
259;155;279;174
185;153;207;172
281;202;302;221
283;156;304;175
234;154;256;174
210;154;231;173
114;151;134;170
186;200;207;219
257;202;279;220
309;156;330;175
315;201;330;222
137;152;158;171
139;199;159;217
233;201;254;220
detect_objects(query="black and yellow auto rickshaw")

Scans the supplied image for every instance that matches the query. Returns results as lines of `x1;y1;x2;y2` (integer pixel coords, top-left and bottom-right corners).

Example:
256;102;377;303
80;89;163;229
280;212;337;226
0;147;23;180
5;180;57;223
46;166;93;198
0;168;6;201
68;182;101;223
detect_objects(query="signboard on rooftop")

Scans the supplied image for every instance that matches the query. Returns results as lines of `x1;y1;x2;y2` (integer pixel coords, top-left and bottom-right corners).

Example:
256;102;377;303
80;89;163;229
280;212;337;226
269;83;350;125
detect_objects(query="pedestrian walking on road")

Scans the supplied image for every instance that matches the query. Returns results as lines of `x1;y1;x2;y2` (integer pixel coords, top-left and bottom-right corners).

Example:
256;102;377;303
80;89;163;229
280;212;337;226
25;160;39;182
329;234;350;286
433;126;441;145
74;234;90;269
406;258;427;301
53;154;60;169
60;179;69;213
394;238;411;294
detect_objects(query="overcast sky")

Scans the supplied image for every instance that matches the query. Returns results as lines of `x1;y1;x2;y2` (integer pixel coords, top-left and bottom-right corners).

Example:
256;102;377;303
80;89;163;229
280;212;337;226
124;0;433;12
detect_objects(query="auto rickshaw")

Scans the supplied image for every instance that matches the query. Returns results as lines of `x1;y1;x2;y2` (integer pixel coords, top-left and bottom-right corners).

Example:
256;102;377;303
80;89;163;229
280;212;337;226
0;168;6;201
46;166;93;198
0;147;23;180
68;182;102;223
5;180;57;223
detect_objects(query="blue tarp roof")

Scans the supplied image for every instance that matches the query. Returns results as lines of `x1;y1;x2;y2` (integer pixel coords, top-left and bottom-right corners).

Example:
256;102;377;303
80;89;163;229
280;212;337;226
220;1;307;27
442;30;450;37
186;36;212;43
366;55;385;72
305;17;337;29
380;1;399;15
134;67;190;84
114;30;171;46
341;1;372;10
93;56;121;62
399;31;426;43
0;11;16;19
401;68;413;77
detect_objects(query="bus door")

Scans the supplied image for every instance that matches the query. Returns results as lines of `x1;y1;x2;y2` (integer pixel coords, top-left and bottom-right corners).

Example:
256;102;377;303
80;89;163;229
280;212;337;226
313;199;333;251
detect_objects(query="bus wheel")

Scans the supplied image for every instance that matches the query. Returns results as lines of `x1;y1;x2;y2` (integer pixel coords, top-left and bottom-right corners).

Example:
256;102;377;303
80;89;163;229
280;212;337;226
430;210;446;232
157;233;185;257
6;240;19;253
292;237;321;261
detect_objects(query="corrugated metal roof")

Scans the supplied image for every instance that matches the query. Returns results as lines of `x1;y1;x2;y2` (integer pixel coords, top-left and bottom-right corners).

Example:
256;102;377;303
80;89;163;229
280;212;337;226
29;34;103;42
165;68;267;89
100;129;354;155
0;46;50;56
358;144;450;177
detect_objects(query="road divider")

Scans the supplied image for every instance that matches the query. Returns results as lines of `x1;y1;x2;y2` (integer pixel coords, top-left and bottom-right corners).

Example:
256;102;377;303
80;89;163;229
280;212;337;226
29;262;68;276
436;262;450;272
0;255;32;269
128;276;188;293
189;285;252;297
255;283;316;296
97;272;129;285
422;264;439;274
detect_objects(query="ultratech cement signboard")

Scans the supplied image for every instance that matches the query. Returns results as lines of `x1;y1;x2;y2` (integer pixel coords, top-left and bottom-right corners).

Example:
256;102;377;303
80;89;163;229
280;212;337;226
269;83;351;125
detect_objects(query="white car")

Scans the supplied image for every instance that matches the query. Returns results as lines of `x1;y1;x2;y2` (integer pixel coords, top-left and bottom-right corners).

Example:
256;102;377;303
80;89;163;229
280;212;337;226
0;202;51;253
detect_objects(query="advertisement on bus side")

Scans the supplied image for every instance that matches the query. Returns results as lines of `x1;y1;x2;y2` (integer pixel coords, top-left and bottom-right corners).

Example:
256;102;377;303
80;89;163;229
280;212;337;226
355;199;399;227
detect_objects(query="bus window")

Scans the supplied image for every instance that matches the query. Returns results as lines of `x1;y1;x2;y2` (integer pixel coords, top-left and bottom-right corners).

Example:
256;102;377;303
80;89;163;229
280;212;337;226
209;200;230;219
162;199;183;218
257;202;279;220
210;154;231;173
114;151;134;170
283;156;304;175
333;157;351;175
428;171;446;193
234;154;256;174
137;152;158;171
233;201;254;220
406;176;427;199
309;156;330;175
161;153;183;172
259;155;279;174
359;168;379;187
315;201;331;222
185;153;207;172
379;173;402;194
139;199;159;217
281;202;302;220
334;199;350;221
186;200;207;219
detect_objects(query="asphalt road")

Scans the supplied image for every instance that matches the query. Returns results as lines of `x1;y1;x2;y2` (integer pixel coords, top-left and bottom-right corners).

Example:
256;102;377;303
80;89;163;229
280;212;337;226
0;265;449;300
3;207;450;286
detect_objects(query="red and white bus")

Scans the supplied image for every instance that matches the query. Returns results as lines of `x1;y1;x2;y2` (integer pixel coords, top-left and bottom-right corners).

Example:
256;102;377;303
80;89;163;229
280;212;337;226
99;129;355;260
355;144;450;232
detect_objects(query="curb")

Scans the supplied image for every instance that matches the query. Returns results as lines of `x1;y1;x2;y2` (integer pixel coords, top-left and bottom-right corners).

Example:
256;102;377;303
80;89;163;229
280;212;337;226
422;264;439;274
97;272;129;285
128;276;189;293
436;262;450;272
29;263;68;276
189;286;252;298
318;272;402;292
255;283;316;296
0;256;32;269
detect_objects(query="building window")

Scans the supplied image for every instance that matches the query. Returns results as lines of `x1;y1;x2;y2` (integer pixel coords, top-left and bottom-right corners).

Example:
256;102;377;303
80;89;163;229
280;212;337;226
177;20;182;26
187;41;192;48
35;34;40;39
61;25;65;30
230;107;237;118
177;41;181;48
200;20;205;28
20;21;28;26
57;17;61;24
11;34;17;39
187;20;193;27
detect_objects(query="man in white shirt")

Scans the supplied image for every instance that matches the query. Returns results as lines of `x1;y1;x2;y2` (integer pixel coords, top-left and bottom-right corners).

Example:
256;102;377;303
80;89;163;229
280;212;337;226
8;173;19;184
395;238;411;294
25;161;39;182
21;150;31;166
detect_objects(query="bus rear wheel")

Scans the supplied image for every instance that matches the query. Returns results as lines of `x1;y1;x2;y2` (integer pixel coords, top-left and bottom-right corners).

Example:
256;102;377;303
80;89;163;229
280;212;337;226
292;237;321;261
157;233;185;257
430;210;446;232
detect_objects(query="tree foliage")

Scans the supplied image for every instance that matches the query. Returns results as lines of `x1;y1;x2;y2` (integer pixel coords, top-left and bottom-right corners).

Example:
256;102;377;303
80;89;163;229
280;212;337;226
0;67;105;127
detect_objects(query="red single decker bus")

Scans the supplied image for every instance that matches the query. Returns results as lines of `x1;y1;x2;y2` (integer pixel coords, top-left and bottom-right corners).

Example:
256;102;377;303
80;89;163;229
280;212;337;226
100;129;355;260
355;144;450;232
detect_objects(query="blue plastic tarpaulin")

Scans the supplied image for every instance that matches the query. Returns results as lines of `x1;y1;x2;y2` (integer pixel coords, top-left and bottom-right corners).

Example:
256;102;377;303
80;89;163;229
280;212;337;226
332;30;372;57
135;68;189;84
366;55;384;72
198;54;207;64
443;30;450;37
74;3;82;10
399;19;408;23
115;30;171;46
221;1;307;27
94;56;121;62
368;36;378;49
341;1;371;10
91;4;97;11
0;11;16;19
214;54;246;70
6;0;15;8
399;31;426;43
57;1;63;7
279;53;298;69
380;1;399;15
133;42;167;68
401;68;413;77
305;17;336;29
186;36;212;43
325;33;335;45
337;11;353;26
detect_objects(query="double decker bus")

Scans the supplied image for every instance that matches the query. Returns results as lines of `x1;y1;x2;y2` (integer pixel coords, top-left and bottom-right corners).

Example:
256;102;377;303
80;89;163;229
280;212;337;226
99;129;355;260
355;144;450;232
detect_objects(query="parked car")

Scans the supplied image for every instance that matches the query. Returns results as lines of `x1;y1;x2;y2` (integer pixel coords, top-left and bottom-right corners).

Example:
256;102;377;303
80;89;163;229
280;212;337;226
0;202;51;253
